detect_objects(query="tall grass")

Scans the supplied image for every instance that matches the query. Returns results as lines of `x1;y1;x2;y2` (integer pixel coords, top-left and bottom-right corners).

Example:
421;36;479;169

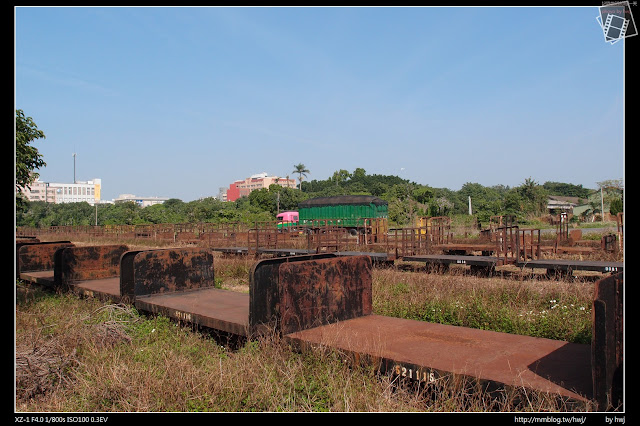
15;285;432;412
373;268;594;344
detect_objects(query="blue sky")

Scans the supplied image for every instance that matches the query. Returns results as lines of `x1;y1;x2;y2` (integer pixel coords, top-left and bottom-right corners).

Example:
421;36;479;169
15;6;625;202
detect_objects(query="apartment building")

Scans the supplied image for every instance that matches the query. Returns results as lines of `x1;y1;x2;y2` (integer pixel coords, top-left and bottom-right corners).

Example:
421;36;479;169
20;178;102;205
226;172;296;202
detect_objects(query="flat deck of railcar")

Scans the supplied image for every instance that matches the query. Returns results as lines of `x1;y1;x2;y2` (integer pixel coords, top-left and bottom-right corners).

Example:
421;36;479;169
134;287;250;336
74;277;121;300
19;270;55;286
284;314;592;402
515;258;623;273
403;254;503;266
257;248;317;256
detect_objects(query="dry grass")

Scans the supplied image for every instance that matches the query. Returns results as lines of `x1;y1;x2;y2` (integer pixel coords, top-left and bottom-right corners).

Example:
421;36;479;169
14;287;434;412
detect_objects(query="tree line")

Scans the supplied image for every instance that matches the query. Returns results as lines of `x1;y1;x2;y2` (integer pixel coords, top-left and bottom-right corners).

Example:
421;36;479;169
16;109;622;229
16;168;620;229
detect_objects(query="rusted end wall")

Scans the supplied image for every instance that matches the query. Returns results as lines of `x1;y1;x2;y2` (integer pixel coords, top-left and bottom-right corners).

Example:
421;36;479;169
249;253;336;336
16;242;74;276
53;245;129;285
249;254;372;336
120;248;215;297
278;256;372;335
592;272;623;411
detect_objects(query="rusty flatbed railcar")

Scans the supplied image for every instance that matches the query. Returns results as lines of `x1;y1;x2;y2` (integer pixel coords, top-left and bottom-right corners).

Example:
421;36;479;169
129;251;338;337
515;258;623;274
17;244;129;302
404;253;622;276
255;255;594;404
124;247;248;335
212;247;318;257
334;251;394;266
256;248;317;257
403;254;503;267
211;247;250;255
402;254;503;275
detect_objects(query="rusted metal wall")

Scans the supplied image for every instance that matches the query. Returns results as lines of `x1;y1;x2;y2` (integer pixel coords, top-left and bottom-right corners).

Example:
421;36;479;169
16;241;74;276
53;245;129;285
249;254;337;336
592;272;623;411
277;256;372;335
120;248;215;297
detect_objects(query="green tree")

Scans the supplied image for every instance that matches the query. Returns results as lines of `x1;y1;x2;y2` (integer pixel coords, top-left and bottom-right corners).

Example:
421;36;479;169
430;197;454;216
351;167;367;181
411;185;433;204
139;202;184;224
101;202;143;225
292;163;310;189
543;181;590;199
516;178;548;217
184;197;226;223
16;109;46;212
370;182;388;197
596;179;624;214
17;201;50;227
272;185;307;213
331;169;351;186
248;188;273;213
248;185;307;216
610;198;623;216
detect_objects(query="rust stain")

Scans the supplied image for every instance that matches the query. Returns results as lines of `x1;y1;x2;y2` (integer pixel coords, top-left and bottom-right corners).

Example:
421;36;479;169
125;248;215;297
277;255;372;335
16;242;74;275
54;245;128;284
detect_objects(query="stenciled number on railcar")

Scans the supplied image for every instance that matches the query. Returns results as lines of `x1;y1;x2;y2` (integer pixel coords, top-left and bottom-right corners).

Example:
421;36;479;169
175;310;192;322
394;364;436;383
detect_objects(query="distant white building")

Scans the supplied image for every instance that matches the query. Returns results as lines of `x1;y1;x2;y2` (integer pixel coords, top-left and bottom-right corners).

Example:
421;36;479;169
114;194;169;207
20;177;103;206
18;176;171;208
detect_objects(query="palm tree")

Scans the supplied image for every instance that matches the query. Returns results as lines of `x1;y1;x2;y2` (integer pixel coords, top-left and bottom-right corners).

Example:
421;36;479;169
292;163;310;190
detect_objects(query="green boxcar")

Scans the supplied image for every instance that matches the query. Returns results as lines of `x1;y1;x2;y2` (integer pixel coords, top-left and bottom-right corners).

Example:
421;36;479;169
298;195;388;228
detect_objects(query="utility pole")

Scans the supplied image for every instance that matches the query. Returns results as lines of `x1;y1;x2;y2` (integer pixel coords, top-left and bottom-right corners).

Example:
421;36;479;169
72;152;77;183
601;187;605;223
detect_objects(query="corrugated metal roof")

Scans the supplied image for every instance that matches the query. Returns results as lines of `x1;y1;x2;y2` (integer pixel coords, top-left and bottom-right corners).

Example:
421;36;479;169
299;195;387;207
